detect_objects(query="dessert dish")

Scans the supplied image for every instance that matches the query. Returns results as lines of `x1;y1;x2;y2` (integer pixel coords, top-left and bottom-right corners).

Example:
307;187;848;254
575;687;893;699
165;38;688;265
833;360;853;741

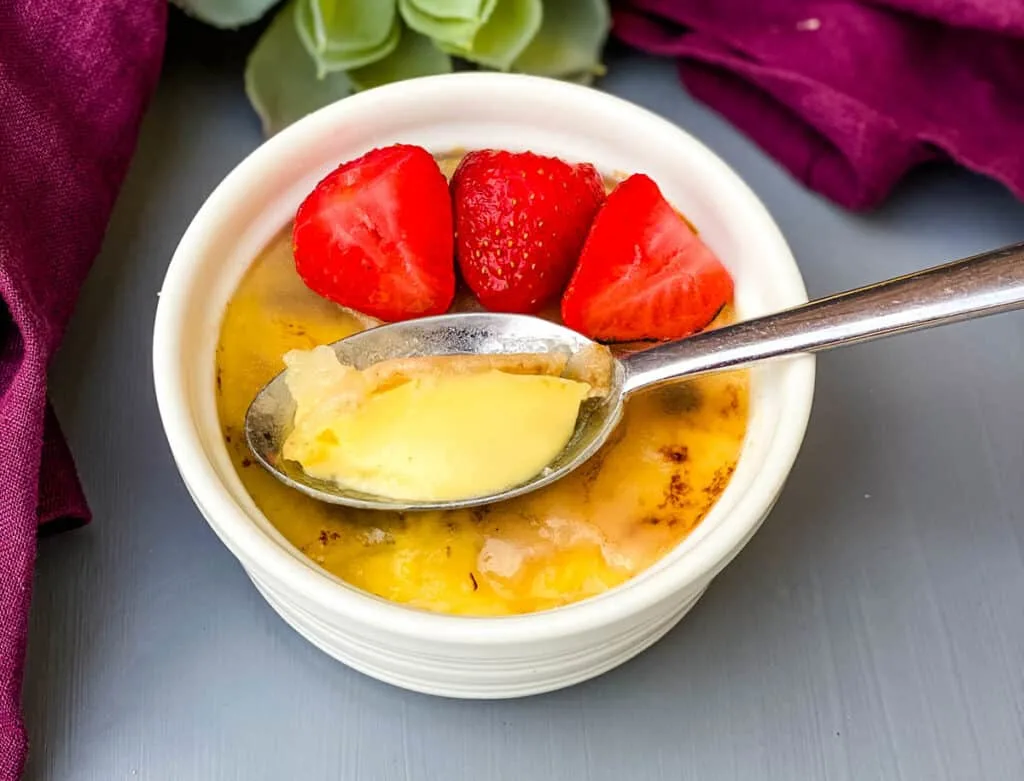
215;143;750;616
154;73;814;697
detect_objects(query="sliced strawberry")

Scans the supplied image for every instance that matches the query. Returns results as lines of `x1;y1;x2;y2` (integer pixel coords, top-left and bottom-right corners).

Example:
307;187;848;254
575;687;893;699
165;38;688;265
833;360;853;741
561;174;734;342
293;144;455;322
451;150;605;314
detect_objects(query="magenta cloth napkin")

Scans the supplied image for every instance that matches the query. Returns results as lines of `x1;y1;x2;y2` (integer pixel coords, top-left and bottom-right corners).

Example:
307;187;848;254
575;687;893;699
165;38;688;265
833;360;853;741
0;1;165;777
613;0;1024;209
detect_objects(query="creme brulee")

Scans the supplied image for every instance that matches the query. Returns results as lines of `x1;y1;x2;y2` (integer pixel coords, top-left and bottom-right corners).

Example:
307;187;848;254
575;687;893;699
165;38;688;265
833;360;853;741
215;230;749;616
281;345;592;501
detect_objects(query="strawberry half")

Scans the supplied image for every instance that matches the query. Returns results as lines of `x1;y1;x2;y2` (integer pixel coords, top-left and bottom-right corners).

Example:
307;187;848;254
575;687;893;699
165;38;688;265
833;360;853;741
451;150;605;313
561;174;734;342
293;144;455;322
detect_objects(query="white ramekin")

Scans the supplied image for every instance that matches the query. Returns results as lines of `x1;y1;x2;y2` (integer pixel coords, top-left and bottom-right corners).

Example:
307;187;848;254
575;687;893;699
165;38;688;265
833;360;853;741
153;72;815;698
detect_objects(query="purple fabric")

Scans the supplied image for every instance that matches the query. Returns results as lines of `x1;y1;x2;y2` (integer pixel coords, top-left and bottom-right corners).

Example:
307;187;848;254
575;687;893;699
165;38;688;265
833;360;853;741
613;0;1024;209
0;1;165;777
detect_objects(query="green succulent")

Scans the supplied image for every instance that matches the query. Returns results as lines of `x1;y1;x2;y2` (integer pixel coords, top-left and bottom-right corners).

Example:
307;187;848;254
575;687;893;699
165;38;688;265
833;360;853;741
174;0;610;136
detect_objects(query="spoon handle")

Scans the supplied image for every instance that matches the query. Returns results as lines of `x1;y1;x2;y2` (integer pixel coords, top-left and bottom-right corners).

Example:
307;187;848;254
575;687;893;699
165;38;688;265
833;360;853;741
622;241;1024;393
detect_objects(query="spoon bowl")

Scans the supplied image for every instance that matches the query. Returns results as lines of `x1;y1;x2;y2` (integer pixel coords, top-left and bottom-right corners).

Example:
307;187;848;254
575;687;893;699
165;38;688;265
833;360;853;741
247;242;1024;512
244;312;627;511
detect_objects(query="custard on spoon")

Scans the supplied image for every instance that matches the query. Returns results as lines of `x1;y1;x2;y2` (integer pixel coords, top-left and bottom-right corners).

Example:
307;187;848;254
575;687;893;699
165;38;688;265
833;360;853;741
280;346;605;503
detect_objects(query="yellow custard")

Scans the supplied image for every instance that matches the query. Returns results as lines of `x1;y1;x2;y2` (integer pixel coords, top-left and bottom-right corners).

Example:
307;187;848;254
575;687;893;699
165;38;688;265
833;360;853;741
215;230;749;616
281;345;591;501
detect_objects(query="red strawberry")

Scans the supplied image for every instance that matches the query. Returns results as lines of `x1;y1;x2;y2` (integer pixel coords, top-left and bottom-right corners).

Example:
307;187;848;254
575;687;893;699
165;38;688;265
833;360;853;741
561;174;734;342
451;150;605;313
293;144;455;322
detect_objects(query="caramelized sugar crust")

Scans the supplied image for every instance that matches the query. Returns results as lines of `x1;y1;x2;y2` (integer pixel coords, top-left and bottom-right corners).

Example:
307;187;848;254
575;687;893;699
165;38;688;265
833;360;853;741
215;228;749;616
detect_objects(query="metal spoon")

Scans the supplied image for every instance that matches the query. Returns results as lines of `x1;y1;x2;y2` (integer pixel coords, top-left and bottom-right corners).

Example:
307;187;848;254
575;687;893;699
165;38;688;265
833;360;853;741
245;241;1024;512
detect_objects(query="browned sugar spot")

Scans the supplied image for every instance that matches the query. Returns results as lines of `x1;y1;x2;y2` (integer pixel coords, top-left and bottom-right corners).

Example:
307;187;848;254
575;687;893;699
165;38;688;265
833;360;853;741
659;445;689;463
705;465;736;498
317;529;341;546
659;473;691;510
655;384;702;415
721;384;741;417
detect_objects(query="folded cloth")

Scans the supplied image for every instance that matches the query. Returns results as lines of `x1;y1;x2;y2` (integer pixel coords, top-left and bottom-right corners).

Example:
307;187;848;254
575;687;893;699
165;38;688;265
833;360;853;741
0;1;165;777
612;0;1024;209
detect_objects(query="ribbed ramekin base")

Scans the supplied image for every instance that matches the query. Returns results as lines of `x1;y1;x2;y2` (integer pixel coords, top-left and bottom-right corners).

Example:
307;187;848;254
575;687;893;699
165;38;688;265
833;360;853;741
248;571;706;699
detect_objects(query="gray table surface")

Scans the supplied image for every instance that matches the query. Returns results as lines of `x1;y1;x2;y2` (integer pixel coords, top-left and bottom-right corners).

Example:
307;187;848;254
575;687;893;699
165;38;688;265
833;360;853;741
21;18;1024;781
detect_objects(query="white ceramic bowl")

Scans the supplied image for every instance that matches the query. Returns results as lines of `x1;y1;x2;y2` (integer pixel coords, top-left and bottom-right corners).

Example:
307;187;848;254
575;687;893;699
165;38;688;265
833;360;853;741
153;72;815;698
